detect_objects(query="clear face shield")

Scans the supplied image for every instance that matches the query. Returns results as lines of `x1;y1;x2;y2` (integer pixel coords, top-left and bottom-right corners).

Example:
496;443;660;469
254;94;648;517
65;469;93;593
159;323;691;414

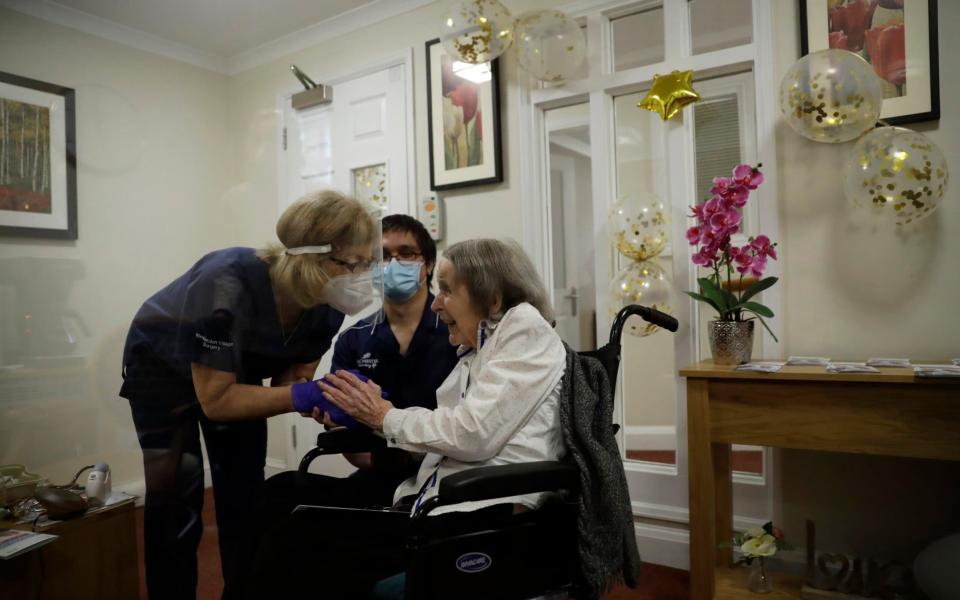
363;201;385;325
284;200;384;319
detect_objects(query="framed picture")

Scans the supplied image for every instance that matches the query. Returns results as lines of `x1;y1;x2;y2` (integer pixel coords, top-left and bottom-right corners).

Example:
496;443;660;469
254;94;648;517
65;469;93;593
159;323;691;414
800;0;939;124
426;38;502;191
0;71;77;240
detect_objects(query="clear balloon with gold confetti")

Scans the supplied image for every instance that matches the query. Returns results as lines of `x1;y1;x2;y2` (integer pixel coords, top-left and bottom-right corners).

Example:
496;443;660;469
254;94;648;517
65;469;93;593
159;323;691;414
844;126;949;226
609;260;675;337
440;0;514;64
779;49;883;144
514;9;586;84
609;192;670;261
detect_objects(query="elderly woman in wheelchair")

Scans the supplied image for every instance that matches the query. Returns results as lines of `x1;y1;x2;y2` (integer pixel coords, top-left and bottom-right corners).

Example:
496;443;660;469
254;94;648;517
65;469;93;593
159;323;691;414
246;238;645;600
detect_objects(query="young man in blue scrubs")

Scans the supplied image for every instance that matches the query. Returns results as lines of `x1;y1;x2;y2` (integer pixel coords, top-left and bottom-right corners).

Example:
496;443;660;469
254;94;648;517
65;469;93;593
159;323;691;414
330;214;459;498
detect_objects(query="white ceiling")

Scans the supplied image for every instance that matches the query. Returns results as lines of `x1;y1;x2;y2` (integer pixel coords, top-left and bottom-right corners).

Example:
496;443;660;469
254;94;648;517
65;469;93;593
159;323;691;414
1;0;433;73
47;0;377;57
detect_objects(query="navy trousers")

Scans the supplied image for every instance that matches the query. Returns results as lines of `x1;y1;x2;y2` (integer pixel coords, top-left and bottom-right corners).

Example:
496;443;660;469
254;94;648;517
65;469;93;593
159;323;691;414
129;395;266;600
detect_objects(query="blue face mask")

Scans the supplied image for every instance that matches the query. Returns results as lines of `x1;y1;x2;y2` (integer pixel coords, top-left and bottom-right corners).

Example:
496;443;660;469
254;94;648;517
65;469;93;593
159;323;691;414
378;259;422;301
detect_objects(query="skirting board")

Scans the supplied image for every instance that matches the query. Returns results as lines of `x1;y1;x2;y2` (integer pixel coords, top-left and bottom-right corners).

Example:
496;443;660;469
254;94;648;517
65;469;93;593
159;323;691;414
113;458;289;507
634;525;807;573
624;426;761;453
634;522;690;570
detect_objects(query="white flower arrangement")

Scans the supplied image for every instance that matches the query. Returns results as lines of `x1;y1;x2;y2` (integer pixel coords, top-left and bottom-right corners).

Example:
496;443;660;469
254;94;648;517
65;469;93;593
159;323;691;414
734;521;789;565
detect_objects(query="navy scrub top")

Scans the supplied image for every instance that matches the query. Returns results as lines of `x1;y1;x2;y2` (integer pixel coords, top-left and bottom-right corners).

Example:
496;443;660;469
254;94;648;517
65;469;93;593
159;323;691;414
120;247;344;401
332;293;458;411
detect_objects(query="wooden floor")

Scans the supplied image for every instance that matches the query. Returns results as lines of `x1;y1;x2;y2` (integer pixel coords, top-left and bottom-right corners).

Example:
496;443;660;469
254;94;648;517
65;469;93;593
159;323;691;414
134;489;223;600
134;488;692;599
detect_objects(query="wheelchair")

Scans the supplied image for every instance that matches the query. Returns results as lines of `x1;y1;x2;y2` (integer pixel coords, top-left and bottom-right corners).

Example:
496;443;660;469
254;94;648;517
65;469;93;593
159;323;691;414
296;305;678;600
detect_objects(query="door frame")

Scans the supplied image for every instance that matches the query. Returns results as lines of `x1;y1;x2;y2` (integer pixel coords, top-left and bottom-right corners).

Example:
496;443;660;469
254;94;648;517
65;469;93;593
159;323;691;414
275;49;416;472
518;0;782;569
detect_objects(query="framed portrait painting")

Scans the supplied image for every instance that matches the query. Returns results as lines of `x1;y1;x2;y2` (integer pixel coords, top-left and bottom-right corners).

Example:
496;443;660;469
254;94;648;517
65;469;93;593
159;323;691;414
426;38;503;191
800;0;939;124
0;71;77;240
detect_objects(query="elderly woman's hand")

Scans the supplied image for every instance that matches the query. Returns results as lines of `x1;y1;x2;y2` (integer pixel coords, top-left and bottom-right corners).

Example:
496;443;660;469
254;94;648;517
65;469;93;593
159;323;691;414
318;370;393;431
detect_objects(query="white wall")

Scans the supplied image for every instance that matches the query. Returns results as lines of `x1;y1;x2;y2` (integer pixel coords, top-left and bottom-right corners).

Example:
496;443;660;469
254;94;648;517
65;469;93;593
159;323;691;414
0;8;232;489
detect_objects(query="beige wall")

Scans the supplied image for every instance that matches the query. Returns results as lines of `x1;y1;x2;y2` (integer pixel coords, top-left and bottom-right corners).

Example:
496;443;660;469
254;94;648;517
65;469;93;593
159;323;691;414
0;8;232;488
773;1;959;361
224;0;548;459
769;0;960;558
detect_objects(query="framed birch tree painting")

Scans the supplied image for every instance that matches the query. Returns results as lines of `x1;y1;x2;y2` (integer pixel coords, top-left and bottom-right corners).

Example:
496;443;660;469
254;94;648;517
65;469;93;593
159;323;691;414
0;71;77;240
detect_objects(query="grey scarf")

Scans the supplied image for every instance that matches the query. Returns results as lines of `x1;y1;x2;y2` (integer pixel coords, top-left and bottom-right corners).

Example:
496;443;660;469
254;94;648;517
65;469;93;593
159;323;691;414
559;344;642;599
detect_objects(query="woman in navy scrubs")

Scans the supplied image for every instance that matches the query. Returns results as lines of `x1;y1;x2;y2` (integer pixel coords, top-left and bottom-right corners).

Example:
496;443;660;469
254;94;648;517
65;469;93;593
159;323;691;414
119;190;378;599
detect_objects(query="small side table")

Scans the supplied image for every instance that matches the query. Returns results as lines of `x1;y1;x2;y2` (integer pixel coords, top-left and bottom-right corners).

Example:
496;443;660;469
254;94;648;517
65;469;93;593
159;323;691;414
680;360;960;599
0;497;139;599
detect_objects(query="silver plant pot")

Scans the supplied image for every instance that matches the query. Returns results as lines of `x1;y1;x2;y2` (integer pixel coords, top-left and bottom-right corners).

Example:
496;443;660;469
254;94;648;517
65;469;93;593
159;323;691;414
708;319;755;365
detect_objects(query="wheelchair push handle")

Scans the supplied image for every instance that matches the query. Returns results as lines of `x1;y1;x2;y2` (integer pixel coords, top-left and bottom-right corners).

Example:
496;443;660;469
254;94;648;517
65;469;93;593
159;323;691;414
609;304;678;346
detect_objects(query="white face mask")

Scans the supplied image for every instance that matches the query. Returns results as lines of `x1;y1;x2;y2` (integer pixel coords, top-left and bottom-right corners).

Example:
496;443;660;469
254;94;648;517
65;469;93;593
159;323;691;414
323;271;375;316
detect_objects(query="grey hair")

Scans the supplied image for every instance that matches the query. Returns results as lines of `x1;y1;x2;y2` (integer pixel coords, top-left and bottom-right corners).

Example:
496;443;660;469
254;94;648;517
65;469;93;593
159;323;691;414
444;238;555;325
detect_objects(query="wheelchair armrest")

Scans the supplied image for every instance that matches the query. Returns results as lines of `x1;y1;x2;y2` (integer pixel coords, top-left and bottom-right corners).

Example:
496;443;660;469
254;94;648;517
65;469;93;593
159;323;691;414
297;428;387;473
315;427;387;453
436;461;578;506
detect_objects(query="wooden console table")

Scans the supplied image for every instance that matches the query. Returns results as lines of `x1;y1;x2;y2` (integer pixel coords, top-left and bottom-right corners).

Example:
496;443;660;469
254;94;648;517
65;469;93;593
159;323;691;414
680;360;960;599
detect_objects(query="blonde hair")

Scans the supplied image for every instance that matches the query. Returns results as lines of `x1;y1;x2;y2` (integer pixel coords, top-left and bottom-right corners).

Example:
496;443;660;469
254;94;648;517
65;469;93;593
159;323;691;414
444;238;555;325
258;190;377;308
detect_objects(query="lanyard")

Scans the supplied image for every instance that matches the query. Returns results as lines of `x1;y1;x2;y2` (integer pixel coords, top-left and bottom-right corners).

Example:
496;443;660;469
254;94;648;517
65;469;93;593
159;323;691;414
412;454;444;513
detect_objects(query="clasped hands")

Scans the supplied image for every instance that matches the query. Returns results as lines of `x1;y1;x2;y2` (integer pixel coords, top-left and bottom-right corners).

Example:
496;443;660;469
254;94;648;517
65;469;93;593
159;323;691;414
291;370;393;431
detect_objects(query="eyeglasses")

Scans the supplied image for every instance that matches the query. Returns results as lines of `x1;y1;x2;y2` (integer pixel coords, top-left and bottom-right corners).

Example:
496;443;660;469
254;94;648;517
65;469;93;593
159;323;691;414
329;256;373;273
382;248;424;262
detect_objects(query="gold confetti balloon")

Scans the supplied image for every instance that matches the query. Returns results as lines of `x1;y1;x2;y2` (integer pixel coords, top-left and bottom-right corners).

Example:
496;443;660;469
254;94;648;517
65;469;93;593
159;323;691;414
514;9;586;84
608;260;674;337
844;126;949;226
609;192;670;261
440;0;514;64
779;49;883;143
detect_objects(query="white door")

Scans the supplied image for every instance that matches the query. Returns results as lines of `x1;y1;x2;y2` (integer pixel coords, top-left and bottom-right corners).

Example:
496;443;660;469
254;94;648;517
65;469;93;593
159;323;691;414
281;62;412;215
277;57;414;475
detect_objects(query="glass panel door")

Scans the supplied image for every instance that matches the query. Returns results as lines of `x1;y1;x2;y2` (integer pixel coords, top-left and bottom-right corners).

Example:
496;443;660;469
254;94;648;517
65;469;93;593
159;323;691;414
545;103;596;352
690;73;763;476
613;90;680;466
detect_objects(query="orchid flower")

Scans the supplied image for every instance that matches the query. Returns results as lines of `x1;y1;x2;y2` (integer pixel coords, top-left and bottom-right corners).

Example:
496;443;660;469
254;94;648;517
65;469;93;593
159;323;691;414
685;164;779;342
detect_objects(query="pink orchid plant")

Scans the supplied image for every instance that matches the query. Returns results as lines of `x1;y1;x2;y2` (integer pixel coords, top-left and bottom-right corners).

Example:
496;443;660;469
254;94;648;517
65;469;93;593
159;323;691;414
685;163;779;341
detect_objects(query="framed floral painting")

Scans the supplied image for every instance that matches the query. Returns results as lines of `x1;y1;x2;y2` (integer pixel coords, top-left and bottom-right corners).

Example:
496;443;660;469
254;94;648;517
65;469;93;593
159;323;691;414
0;71;77;240
799;0;940;124
425;38;502;191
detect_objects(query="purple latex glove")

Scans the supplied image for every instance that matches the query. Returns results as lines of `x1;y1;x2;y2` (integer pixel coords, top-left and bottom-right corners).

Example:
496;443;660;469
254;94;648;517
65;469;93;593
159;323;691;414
291;369;387;429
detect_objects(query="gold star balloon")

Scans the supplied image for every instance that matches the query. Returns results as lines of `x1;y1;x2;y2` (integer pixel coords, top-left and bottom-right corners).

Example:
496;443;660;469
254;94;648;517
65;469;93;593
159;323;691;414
638;70;701;121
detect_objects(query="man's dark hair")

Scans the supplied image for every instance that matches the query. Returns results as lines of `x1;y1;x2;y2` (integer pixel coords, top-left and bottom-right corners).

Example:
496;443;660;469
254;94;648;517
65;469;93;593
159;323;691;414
382;214;437;286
